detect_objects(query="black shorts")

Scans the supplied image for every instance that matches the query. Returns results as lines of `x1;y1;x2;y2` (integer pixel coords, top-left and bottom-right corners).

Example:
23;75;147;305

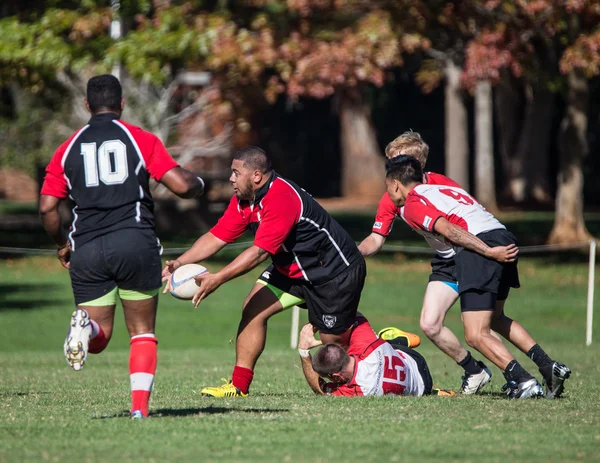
257;260;367;335
429;255;457;284
69;228;163;305
386;341;433;395
455;229;520;312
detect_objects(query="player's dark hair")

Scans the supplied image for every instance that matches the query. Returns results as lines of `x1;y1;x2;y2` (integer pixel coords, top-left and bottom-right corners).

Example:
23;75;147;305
311;344;351;377
233;146;272;174
385;155;423;186
86;74;122;113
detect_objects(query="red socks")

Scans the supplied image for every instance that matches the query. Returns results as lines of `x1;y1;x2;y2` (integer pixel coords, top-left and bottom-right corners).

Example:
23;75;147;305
232;366;254;394
129;334;158;417
88;320;109;354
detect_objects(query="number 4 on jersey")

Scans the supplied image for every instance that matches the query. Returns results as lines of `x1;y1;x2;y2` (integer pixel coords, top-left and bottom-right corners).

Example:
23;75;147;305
81;140;129;187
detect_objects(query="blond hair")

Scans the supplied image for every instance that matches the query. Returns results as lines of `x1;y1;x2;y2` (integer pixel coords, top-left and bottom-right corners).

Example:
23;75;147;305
384;130;429;167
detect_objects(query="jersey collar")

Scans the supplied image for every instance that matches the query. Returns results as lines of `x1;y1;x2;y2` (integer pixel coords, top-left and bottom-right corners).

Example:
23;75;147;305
89;112;120;123
252;171;277;205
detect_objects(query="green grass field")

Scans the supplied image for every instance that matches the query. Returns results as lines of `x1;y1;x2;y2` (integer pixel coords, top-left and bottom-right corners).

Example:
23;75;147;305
1;255;599;463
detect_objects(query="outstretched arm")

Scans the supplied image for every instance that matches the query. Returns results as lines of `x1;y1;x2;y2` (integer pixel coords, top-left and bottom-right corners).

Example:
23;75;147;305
358;233;386;257
191;245;270;307
433;218;518;262
162;232;228;292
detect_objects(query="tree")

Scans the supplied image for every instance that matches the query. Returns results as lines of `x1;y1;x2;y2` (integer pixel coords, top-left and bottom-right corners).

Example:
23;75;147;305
459;1;600;243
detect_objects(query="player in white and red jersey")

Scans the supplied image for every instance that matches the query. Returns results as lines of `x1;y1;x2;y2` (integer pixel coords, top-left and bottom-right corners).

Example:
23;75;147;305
298;318;454;397
358;131;491;395
385;155;571;399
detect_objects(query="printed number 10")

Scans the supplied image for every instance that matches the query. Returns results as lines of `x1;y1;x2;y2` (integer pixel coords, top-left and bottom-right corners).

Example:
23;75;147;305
81;140;129;187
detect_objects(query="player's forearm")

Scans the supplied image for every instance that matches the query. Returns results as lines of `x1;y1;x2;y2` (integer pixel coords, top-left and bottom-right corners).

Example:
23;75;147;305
300;355;324;395
39;196;68;246
177;232;227;265
358;233;385;257
214;245;270;285
438;222;492;257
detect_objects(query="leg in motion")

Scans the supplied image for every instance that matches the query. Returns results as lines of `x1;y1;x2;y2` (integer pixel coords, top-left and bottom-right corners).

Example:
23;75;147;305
122;291;159;418
201;283;286;398
461;290;542;399
64;289;117;371
420;282;491;394
492;299;571;399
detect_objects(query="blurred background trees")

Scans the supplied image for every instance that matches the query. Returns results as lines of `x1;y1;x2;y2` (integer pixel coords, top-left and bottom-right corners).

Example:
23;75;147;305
0;0;599;243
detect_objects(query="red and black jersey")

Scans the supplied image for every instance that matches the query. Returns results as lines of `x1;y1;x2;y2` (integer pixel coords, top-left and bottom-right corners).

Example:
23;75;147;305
40;113;178;250
211;172;363;285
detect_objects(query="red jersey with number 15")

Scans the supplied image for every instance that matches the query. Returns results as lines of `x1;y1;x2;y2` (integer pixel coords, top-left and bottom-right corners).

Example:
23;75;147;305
324;317;425;397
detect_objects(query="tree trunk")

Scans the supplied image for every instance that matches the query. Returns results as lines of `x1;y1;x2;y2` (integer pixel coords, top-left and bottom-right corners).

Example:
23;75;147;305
495;69;523;200
526;84;553;203
548;70;592;244
337;86;385;200
444;60;469;189
474;81;497;212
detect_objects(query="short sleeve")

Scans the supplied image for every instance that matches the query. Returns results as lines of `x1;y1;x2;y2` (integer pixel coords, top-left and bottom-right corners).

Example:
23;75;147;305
253;182;302;254
402;193;446;233
347;317;378;356
40;142;69;199
210;196;248;243
145;135;179;181
372;193;397;236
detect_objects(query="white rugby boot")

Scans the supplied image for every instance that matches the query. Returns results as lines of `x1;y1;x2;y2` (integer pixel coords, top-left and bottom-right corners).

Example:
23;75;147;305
63;309;92;371
502;378;544;399
459;361;492;394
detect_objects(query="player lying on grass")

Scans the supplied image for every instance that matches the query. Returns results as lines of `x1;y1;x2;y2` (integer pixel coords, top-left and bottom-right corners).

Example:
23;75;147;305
39;74;204;419
162;146;368;397
385;155;571;399
359;131;493;395
298;318;453;397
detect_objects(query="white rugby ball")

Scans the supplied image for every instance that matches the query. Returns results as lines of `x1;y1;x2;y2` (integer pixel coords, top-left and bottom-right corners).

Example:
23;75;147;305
169;264;209;300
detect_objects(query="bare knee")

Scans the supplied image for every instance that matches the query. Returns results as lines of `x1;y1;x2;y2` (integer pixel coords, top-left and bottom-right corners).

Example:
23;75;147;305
420;317;442;340
464;331;482;350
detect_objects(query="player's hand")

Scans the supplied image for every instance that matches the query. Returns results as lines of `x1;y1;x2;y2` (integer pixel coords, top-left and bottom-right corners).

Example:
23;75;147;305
162;259;182;294
299;323;322;350
487;244;519;263
57;242;71;269
192;272;223;308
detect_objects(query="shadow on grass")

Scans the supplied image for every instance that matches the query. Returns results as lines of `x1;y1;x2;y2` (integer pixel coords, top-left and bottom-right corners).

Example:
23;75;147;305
0;283;64;311
92;405;290;419
0;391;51;397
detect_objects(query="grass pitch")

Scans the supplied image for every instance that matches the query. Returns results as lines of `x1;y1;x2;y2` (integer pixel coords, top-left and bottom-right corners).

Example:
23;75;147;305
0;255;599;462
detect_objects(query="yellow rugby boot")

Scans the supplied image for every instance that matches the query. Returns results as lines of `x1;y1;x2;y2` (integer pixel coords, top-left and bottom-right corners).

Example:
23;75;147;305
201;378;248;398
377;327;421;348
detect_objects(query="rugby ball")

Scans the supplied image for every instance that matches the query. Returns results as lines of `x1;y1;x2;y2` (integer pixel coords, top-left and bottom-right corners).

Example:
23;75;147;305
169;264;209;300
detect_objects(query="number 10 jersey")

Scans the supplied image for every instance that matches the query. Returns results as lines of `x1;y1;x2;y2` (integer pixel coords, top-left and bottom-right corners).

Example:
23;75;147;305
41;113;178;250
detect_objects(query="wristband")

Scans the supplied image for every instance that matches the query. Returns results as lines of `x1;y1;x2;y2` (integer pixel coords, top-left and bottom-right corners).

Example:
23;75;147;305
298;348;311;358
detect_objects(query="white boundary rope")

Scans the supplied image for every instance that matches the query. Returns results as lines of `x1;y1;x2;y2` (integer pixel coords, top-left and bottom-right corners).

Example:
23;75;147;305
1;240;596;346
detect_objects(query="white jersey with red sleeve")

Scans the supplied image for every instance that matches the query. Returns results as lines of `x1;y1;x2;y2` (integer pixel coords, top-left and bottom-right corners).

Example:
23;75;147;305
402;184;505;246
371;172;461;259
327;318;425;397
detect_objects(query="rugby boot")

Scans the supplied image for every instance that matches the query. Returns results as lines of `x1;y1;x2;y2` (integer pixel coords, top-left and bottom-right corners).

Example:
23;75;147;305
201;379;248;398
539;362;571;399
459;361;492;395
64;309;92;371
502;378;544;399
